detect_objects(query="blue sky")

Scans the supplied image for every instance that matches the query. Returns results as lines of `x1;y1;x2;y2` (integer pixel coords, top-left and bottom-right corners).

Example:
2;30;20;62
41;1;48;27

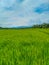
0;0;49;27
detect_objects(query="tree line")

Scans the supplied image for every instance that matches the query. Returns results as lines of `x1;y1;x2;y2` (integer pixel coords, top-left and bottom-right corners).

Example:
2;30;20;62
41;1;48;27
32;23;49;28
0;23;49;29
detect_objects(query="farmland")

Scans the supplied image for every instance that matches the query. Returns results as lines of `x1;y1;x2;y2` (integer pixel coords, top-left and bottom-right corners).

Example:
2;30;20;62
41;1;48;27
0;28;49;65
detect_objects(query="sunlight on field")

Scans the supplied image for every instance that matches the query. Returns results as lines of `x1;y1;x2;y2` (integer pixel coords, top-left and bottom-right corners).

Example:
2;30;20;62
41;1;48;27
0;28;49;65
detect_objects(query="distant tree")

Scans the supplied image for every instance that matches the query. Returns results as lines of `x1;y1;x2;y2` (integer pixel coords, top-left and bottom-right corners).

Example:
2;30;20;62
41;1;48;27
41;23;47;28
32;23;49;28
0;27;2;29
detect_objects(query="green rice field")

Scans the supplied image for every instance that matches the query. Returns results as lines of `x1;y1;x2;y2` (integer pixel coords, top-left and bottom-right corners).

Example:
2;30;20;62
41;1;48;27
0;28;49;65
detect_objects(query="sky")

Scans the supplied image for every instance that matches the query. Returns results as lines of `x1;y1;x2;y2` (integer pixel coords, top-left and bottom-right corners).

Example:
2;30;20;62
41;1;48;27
0;0;49;27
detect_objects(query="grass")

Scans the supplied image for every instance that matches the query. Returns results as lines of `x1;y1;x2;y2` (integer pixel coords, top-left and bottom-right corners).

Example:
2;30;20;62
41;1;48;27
0;28;49;65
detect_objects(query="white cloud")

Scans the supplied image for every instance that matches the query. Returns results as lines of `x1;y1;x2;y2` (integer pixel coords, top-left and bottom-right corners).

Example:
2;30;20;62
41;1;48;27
0;0;49;27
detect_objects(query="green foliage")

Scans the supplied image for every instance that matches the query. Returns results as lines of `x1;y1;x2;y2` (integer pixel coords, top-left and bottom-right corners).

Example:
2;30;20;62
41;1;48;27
0;28;49;65
33;23;49;28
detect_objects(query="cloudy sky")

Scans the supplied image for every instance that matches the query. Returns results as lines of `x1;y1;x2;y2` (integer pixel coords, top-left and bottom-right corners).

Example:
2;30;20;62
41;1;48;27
0;0;49;27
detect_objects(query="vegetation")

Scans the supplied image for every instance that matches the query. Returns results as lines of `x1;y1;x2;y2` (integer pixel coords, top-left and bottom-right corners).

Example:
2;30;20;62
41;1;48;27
0;28;49;65
33;23;49;28
0;23;49;29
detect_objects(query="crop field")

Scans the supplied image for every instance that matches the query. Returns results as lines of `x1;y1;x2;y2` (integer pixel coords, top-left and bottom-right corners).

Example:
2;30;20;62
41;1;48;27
0;28;49;65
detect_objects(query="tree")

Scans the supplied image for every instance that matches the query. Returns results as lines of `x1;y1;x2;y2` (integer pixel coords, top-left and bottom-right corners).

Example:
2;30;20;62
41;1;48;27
32;23;49;28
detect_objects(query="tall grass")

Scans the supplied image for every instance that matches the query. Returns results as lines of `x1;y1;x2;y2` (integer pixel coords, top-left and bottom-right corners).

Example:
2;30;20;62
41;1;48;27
0;28;49;65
